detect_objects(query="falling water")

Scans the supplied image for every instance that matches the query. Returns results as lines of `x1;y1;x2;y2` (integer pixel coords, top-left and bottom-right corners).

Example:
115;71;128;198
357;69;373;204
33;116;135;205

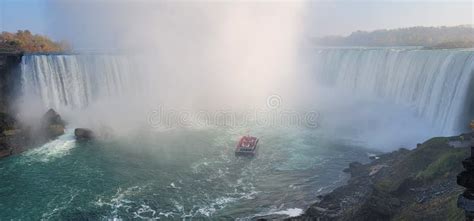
19;48;474;134
314;48;474;134
20;54;135;110
9;48;474;220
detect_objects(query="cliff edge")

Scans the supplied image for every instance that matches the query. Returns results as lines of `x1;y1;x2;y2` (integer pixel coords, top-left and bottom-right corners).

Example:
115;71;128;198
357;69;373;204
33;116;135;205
287;134;473;221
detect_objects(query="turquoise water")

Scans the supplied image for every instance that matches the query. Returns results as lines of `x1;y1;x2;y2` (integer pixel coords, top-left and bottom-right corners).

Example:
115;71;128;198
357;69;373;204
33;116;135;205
0;127;370;220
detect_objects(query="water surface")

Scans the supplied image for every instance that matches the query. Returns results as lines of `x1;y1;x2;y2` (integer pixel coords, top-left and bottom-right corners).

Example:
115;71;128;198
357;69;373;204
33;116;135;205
0;127;370;220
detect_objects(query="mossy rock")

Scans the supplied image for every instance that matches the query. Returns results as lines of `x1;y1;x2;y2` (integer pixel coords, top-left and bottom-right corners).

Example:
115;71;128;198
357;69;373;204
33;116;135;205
416;149;467;181
393;193;464;221
374;135;465;192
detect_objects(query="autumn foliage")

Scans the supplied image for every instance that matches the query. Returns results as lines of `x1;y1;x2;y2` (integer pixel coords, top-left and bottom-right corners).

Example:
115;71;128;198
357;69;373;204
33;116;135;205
0;30;69;53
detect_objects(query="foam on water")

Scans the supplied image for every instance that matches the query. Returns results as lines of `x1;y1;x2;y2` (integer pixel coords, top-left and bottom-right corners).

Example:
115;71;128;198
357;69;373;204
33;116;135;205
95;186;144;219
23;129;76;163
273;208;304;217
0;126;371;220
243;207;304;220
41;189;80;220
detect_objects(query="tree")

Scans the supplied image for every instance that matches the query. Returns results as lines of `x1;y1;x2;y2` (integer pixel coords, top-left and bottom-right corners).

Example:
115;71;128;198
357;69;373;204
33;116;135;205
0;30;70;53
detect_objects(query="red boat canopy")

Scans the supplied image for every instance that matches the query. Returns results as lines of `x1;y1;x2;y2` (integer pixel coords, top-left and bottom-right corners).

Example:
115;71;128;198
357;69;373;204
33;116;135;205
238;136;258;148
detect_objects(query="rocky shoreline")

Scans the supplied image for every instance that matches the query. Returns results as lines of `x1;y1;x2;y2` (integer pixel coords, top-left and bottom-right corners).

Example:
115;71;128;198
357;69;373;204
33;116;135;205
283;133;473;221
0;109;65;159
0;53;70;158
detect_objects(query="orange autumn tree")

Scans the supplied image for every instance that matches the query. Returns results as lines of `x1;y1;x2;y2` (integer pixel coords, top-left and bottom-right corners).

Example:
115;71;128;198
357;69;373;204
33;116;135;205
0;30;69;53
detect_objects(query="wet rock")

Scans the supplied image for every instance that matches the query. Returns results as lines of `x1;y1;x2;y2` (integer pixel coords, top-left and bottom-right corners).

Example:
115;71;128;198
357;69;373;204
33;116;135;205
0;53;22;113
327;203;340;210
343;161;366;177
292;132;468;221
74;128;95;141
40;109;65;140
369;164;388;176
47;124;64;138
42;108;65;126
0;112;20;158
393;178;422;196
0;146;11;158
0;109;66;159
313;206;327;213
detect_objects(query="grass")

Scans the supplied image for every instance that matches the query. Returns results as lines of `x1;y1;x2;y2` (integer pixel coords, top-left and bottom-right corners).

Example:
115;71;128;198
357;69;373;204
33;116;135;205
416;149;467;181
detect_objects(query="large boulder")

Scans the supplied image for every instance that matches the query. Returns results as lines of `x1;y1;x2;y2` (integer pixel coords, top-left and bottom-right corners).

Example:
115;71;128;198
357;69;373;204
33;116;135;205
41;108;65;139
343;161;366;177
47;124;65;137
42;108;65;126
74;128;95;141
0;109;66;159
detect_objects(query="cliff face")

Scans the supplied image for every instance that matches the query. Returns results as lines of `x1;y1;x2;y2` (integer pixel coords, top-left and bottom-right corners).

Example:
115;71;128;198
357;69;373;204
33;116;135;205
0;53;22;157
288;134;474;221
0;53;66;158
0;53;22;113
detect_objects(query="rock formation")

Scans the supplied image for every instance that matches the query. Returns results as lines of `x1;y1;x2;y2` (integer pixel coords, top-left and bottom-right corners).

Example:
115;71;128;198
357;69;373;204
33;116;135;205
289;134;471;221
456;121;474;219
41;108;65;139
0;53;22;113
0;108;66;159
74;128;95;141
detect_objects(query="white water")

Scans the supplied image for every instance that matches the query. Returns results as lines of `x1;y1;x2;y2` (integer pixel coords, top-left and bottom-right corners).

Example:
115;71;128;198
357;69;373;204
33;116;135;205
314;48;474;135
22;129;76;163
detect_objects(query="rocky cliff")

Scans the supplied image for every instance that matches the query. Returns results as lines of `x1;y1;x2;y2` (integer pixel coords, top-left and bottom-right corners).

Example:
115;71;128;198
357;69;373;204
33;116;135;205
286;134;474;221
0;53;22;113
0;53;65;158
0;53;23;157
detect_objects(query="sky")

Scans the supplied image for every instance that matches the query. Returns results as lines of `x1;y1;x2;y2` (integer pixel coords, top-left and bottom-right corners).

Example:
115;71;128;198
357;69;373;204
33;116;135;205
0;0;472;40
307;0;473;37
0;0;47;35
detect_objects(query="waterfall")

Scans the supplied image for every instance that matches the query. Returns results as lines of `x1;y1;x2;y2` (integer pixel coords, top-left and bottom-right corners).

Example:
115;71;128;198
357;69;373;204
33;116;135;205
20;54;135;111
314;48;474;134
19;49;474;135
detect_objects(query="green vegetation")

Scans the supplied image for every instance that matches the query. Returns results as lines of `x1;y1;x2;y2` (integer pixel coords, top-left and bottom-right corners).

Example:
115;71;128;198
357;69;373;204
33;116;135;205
0;30;69;53
416;150;466;181
303;132;471;220
370;134;471;220
393;193;464;221
446;194;465;221
316;25;474;48
374;137;455;192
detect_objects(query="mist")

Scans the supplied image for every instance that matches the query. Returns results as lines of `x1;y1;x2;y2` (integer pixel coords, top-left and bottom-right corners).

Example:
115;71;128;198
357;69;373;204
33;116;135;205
49;0;306;107
15;1;460;152
17;1;310;135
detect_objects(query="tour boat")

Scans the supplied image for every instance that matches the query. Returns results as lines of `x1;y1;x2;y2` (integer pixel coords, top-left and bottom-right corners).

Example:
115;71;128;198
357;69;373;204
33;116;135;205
235;135;259;157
